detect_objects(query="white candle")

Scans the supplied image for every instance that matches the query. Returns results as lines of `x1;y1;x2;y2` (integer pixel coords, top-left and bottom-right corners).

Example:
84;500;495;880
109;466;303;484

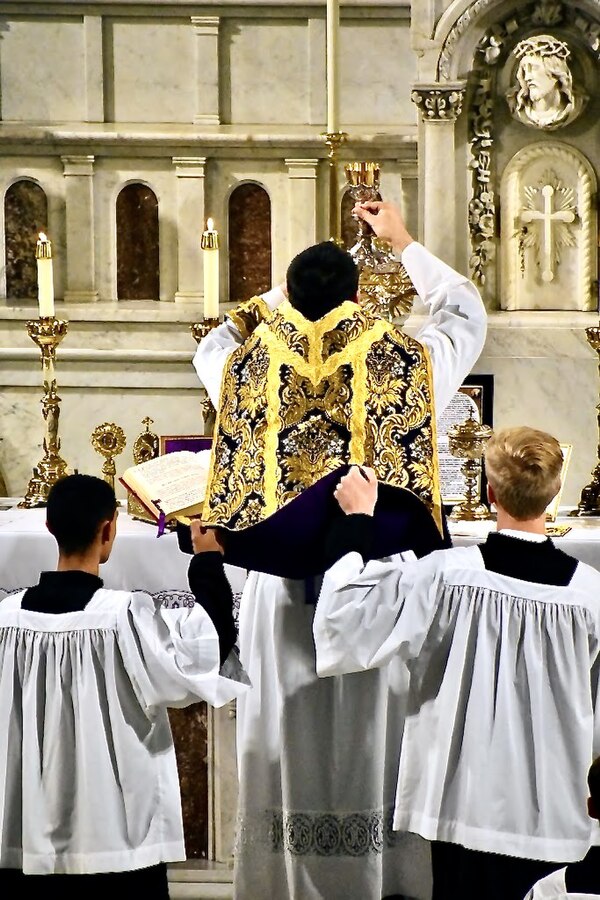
326;0;340;133
201;218;219;319
36;232;54;318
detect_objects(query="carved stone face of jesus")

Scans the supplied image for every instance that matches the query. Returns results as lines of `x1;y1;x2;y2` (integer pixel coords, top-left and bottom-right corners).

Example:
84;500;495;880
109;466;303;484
520;55;559;106
506;34;584;131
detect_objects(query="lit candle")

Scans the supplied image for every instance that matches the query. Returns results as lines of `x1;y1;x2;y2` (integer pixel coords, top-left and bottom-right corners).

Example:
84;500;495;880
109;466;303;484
326;0;340;133
201;218;219;319
36;232;54;318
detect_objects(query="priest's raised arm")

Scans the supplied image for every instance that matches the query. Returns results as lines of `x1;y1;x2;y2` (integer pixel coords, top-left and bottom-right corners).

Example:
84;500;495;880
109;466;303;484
193;202;487;416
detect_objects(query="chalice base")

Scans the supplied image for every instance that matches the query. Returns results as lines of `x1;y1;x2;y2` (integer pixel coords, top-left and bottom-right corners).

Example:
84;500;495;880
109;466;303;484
449;500;492;522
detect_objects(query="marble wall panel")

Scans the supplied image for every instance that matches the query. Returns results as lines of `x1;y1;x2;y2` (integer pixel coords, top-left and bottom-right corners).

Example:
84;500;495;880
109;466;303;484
228;183;271;304
105;17;195;123
223;19;310;124
0;382;206;500
340;21;417;126
1;17;85;122
5;181;48;299
116;183;160;300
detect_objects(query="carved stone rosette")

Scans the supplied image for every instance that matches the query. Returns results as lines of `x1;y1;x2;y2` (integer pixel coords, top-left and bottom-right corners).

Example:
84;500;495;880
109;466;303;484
411;85;466;121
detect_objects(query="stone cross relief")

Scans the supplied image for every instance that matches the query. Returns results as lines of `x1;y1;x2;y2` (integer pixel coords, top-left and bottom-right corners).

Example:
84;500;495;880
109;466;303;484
519;174;576;281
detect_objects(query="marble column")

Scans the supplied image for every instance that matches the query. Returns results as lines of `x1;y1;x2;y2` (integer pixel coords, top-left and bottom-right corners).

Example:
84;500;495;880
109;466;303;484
83;15;104;122
173;157;206;304
61;155;99;303
411;83;465;267
285;159;319;259
192;17;220;126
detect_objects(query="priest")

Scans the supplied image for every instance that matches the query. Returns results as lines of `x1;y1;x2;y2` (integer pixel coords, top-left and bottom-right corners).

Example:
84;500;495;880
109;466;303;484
193;200;487;900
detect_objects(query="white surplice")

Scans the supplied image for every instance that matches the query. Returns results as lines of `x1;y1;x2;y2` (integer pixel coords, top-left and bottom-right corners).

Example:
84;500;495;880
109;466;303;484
193;242;487;899
0;588;249;875
314;545;600;864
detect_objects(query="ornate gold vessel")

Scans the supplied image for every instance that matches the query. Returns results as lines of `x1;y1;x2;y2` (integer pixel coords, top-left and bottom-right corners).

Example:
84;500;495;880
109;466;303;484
447;409;493;521
91;422;127;491
344;161;416;321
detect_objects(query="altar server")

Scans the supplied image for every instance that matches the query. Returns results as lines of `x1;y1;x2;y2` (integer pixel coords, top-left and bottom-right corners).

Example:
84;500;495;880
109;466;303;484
314;427;600;900
193;201;487;900
0;474;248;897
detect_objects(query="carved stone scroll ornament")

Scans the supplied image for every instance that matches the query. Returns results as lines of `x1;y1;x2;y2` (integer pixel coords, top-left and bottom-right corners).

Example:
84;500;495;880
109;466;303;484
410;85;465;121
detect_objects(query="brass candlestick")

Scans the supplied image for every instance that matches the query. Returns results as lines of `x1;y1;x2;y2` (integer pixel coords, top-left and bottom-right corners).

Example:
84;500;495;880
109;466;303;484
19;317;69;508
448;409;493;521
323;131;347;245
571;326;600;516
191;318;220;434
91;423;126;490
345;161;416;322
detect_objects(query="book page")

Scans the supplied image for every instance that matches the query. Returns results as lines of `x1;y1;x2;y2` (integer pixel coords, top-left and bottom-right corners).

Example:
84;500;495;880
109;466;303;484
123;450;211;517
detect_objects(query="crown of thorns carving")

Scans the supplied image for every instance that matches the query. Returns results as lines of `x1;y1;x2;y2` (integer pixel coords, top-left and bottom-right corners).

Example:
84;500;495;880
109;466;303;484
513;35;570;60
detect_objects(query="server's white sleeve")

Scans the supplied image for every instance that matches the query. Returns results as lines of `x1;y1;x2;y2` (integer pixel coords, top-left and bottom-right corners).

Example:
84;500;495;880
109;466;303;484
313;549;440;677
117;592;250;713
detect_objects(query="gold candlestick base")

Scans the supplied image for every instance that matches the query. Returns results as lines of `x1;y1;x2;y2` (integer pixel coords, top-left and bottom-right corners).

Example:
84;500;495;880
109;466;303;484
19;317;70;508
323;131;347;245
448;410;493;522
571;326;600;516
190;318;221;434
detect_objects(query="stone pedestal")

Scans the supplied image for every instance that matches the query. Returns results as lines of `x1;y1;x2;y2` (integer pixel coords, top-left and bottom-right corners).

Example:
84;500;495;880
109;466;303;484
173;157;207;305
61;155;99;303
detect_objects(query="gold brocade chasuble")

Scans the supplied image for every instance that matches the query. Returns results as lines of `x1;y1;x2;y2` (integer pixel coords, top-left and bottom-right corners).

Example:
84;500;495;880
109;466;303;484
203;297;442;533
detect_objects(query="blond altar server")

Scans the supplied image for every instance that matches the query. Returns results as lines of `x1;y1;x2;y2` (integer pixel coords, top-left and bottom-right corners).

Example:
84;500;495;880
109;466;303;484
0;475;248;898
193;201;486;900
314;429;600;900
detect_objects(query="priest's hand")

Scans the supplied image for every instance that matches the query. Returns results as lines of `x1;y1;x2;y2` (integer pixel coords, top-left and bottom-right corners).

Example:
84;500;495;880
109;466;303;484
191;520;225;555
334;466;378;516
352;201;414;254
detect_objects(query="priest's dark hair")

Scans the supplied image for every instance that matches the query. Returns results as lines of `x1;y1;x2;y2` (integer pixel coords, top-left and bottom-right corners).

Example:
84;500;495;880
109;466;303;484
46;474;118;555
286;241;359;322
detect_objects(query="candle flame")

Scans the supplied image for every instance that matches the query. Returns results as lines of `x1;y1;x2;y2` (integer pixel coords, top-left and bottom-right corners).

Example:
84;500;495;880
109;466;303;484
206;218;214;231
38;232;48;241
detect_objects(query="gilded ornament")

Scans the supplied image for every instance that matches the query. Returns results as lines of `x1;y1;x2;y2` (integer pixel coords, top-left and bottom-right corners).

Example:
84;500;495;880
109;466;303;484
91;422;127;491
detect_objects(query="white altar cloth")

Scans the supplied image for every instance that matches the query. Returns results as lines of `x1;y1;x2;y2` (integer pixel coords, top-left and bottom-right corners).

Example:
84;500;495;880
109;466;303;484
0;503;247;601
1;504;600;602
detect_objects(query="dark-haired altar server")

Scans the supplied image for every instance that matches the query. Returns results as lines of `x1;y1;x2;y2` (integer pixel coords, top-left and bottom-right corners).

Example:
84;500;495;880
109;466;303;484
0;474;247;898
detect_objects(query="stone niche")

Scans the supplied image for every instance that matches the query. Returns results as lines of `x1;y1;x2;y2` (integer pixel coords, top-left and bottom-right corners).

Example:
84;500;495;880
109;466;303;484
500;142;597;310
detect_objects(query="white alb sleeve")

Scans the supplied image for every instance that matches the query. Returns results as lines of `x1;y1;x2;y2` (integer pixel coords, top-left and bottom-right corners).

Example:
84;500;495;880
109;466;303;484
313;550;440;677
118;592;250;713
401;242;487;414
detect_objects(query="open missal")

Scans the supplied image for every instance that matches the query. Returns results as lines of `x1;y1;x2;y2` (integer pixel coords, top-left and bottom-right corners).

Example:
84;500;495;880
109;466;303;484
120;449;212;526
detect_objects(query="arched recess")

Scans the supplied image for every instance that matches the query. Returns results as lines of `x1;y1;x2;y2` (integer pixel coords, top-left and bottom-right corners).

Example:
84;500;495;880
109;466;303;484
116;183;159;300
5;180;48;299
228;182;271;304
